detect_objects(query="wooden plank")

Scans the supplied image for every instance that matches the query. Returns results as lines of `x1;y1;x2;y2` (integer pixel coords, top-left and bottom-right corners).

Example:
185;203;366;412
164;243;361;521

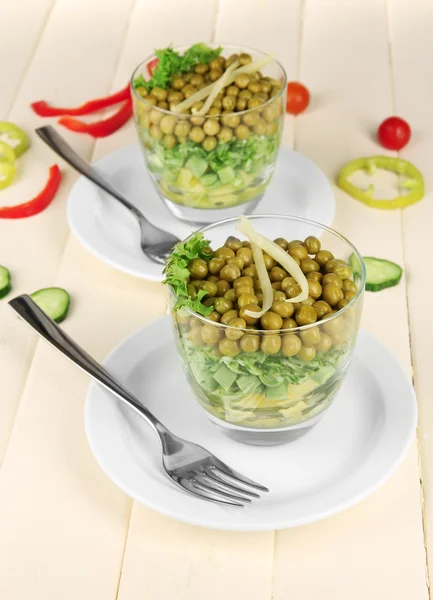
389;0;433;585
118;506;273;600
0;0;135;464
0;0;54;116
272;4;428;598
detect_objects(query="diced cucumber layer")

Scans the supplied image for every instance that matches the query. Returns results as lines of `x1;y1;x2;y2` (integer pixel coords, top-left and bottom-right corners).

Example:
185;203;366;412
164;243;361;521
0;265;11;299
31;287;71;323
364;257;403;292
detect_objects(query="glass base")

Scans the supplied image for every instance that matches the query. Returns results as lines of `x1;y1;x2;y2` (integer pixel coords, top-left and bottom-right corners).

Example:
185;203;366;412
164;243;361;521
161;194;263;224
205;410;325;446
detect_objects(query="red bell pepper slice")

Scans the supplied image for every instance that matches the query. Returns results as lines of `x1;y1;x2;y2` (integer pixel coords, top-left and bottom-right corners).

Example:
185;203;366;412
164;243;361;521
0;165;61;219
58;99;132;138
147;58;159;77
31;84;131;117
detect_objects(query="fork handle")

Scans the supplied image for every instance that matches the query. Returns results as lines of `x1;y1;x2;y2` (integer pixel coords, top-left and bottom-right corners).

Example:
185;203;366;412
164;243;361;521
36;125;141;218
9;295;168;442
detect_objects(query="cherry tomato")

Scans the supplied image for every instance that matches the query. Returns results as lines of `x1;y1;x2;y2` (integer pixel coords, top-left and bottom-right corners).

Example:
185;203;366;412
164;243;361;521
286;82;310;115
377;117;411;151
147;58;159;77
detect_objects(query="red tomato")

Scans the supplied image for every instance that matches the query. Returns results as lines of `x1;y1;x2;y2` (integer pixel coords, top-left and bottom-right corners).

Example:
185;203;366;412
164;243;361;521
286;82;310;115
147;58;159;77
377;117;411;150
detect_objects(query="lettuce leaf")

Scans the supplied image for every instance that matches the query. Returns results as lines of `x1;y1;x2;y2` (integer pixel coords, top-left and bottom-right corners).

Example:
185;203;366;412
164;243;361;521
163;232;213;316
133;43;222;91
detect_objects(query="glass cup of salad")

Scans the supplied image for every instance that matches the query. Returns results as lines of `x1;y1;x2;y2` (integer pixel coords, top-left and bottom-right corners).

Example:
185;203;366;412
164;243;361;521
131;44;287;223
165;215;366;445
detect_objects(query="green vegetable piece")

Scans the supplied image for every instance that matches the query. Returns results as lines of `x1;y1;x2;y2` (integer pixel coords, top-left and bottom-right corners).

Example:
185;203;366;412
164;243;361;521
0;139;17;164
185;156;208;178
30;287;71;323
338;155;424;209
365;159;376;176
265;383;288;401
218;166;236;184
0;265;12;299
201;173;218;187
349;252;363;280
236;374;261;394
213;364;238;391
364;184;374;197
133;43;222;92
402;178;420;190
0;162;15;190
363;257;403;292
0;122;30;158
148;154;163;171
163;232;213;316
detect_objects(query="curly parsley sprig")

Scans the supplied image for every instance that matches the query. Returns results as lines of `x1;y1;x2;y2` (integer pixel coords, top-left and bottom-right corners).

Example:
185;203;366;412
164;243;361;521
163;232;214;316
133;43;222;92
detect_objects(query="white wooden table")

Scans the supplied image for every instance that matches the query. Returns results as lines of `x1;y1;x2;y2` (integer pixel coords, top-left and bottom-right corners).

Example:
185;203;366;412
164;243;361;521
1;0;432;597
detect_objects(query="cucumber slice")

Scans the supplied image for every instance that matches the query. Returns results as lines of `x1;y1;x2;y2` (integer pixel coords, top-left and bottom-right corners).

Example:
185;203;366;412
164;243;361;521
30;287;71;323
363;257;403;292
0;265;11;299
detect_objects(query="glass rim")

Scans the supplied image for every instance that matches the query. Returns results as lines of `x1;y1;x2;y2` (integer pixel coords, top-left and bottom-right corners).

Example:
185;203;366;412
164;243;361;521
171;213;366;333
130;42;287;119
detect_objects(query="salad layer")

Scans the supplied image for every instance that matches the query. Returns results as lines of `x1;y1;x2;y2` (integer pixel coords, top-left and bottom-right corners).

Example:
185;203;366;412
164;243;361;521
138;125;280;207
132;44;284;208
179;332;350;428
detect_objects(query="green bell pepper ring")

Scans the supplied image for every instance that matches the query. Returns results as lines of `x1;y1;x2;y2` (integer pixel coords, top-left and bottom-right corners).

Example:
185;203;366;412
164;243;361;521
0;121;29;158
0;140;16;190
338;156;424;209
0;162;16;190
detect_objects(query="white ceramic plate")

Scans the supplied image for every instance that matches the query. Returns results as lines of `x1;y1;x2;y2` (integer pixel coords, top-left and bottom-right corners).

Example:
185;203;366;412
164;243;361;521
68;145;334;281
85;316;417;532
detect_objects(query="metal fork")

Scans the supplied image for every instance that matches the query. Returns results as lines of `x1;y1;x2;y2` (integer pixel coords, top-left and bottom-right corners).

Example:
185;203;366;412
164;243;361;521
36;126;180;265
9;295;269;507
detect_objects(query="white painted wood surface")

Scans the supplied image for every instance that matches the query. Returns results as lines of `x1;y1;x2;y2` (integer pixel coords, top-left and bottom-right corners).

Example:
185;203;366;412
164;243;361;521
0;0;431;597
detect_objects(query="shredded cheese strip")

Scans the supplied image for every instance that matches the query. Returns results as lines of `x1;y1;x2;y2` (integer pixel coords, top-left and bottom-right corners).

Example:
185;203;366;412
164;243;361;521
227;54;274;79
172;82;215;114
247;242;274;318
198;60;239;116
237;217;309;303
171;54;274;114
